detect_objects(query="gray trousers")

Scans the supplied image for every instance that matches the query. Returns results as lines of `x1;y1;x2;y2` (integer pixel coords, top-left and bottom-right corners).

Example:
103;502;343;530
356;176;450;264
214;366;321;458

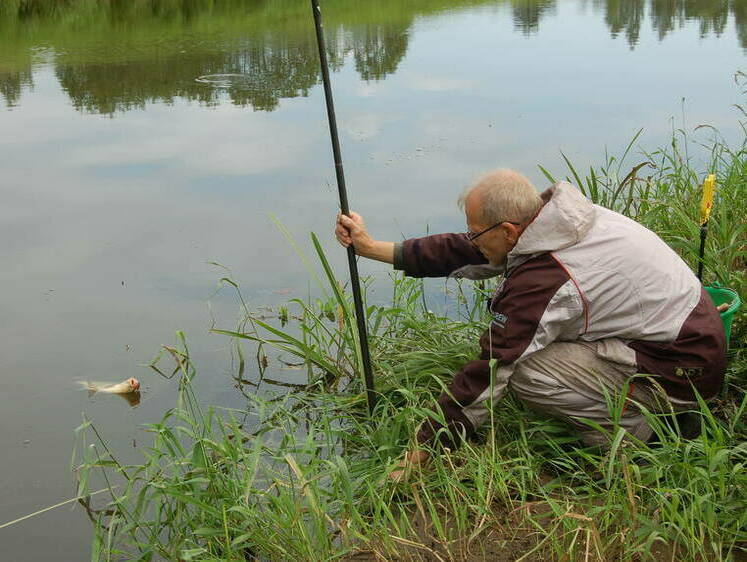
509;340;696;446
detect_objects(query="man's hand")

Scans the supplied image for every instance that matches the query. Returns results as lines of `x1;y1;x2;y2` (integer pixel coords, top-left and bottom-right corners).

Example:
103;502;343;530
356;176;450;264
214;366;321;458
334;212;395;264
388;449;430;483
335;212;372;252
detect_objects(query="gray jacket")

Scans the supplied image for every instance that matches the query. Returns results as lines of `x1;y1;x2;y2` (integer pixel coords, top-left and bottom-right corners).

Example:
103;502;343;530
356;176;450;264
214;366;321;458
395;181;726;409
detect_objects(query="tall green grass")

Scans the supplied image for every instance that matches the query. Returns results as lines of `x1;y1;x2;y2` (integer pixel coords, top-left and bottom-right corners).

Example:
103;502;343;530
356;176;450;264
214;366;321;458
74;126;746;560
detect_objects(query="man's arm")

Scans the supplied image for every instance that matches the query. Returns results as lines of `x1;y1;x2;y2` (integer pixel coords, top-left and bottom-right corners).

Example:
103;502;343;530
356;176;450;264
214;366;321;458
399;233;486;277
335;212;487;277
360;240;395;263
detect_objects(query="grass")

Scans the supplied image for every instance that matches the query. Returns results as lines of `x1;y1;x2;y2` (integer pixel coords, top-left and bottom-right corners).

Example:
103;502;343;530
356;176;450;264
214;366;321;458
73;119;746;560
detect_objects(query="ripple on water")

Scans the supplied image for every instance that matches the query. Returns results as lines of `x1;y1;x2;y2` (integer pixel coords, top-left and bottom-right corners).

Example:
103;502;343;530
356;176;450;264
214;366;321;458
195;74;252;89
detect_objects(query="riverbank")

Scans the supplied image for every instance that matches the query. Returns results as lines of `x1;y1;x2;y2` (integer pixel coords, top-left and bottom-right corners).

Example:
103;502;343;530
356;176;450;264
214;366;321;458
75;126;745;560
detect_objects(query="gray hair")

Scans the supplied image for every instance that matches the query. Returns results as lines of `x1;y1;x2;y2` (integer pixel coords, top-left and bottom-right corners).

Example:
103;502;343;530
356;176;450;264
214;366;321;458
458;168;542;224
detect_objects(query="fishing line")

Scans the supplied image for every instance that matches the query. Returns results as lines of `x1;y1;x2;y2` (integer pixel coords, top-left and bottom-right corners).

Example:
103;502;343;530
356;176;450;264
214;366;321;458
310;0;376;415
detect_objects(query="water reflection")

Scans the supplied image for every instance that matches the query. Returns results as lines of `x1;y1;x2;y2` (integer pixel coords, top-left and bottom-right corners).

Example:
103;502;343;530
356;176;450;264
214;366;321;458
649;0;730;40
0;66;32;107
353;23;410;81
600;0;740;48
603;0;645;46
1;0;746;113
0;0;469;112
54;43;322;113
512;0;556;35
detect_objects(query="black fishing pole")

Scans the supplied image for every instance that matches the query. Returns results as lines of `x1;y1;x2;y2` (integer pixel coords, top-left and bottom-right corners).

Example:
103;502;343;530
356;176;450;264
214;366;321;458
310;0;376;415
697;223;708;281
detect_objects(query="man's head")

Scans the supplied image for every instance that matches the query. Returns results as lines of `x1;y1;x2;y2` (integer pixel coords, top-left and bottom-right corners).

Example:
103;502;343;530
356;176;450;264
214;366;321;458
458;168;542;266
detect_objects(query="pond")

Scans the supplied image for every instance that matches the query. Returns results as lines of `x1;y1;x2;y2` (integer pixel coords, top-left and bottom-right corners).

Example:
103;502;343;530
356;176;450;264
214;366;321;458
0;0;744;559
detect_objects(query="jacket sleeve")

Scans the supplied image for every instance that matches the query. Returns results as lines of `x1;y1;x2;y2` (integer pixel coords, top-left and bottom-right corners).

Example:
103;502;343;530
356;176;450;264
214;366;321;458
418;254;585;446
394;233;488;278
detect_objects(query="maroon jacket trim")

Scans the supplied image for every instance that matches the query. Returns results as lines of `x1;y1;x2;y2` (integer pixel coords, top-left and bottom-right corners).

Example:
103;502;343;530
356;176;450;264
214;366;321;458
479;254;571;364
629;288;726;400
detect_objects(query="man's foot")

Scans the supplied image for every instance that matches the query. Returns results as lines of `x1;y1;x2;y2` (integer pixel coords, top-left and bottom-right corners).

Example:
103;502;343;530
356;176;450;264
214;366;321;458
647;411;702;446
674;411;702;440
388;449;430;482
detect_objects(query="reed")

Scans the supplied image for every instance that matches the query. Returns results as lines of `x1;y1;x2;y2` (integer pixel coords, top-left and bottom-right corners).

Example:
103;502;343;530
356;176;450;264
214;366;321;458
74;121;746;560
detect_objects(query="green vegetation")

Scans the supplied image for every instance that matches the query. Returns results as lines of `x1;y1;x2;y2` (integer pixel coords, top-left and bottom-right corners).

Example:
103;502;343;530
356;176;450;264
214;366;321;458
74;120;745;560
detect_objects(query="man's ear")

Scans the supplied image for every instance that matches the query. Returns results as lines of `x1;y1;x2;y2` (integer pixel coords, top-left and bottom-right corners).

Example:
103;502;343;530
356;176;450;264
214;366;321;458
503;222;522;245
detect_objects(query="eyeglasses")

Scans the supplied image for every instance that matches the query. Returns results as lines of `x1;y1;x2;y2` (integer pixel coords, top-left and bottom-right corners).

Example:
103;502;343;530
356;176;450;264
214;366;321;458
466;221;522;242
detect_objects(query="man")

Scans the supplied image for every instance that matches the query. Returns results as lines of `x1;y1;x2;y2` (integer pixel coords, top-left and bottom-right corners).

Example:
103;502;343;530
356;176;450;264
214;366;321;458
335;169;726;472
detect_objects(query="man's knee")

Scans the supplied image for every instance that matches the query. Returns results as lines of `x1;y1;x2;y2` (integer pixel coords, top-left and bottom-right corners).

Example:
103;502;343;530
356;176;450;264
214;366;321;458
510;341;658;445
510;342;597;411
511;361;564;401
510;341;637;420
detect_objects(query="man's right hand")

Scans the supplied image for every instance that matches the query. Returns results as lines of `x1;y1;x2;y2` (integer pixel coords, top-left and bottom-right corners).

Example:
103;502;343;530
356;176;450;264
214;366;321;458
335;212;372;252
334;212;395;264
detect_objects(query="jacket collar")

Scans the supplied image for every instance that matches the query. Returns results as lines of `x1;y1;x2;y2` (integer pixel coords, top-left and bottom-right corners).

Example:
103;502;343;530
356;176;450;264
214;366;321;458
506;182;596;271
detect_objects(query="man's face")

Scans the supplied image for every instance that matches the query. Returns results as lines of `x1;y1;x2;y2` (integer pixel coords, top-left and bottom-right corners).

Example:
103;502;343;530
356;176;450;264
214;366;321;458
464;191;517;266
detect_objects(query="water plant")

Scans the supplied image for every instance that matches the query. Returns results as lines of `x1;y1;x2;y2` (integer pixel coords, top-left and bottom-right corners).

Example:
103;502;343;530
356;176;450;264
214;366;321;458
73;121;746;560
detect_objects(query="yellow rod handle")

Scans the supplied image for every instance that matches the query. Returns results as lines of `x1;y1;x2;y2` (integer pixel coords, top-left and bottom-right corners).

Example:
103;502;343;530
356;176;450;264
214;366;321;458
700;174;716;225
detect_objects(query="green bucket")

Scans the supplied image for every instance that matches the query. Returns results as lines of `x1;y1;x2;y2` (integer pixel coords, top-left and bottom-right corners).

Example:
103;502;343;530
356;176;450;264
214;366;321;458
705;285;741;345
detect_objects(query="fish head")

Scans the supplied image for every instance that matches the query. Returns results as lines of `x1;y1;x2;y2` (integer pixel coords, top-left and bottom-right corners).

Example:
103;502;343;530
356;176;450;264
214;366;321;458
127;377;141;392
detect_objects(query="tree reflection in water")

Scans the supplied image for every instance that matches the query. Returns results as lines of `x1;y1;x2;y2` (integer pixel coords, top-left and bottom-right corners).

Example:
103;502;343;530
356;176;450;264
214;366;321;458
0;0;745;113
512;0;556;35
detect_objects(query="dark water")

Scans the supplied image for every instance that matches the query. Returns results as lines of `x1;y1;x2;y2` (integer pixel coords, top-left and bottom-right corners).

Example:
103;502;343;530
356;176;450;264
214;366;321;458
0;0;744;559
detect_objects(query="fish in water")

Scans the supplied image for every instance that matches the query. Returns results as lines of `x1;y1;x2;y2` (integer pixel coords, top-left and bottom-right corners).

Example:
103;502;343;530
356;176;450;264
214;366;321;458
78;378;141;406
